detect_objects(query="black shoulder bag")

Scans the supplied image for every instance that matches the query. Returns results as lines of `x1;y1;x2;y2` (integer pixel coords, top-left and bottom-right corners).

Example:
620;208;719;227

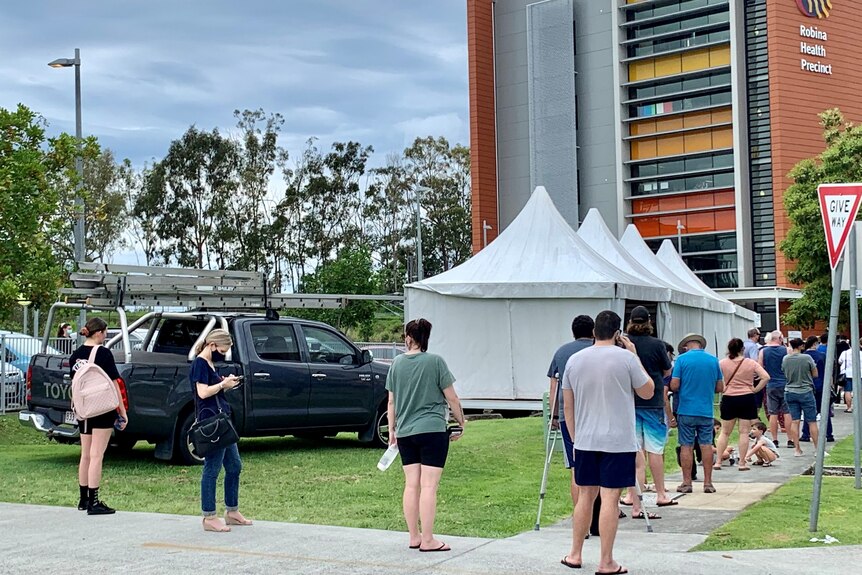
189;386;239;458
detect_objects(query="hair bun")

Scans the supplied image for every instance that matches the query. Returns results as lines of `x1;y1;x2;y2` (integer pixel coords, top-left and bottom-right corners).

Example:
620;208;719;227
80;327;89;337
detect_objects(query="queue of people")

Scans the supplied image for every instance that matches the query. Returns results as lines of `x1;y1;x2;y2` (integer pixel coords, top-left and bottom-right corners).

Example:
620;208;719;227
546;310;843;574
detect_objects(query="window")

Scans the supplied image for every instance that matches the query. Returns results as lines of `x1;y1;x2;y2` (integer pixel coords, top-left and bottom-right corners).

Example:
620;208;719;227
153;319;208;355
302;326;357;365
251;323;301;362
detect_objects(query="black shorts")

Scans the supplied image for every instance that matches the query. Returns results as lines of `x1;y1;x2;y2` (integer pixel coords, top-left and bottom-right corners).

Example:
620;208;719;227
720;393;758;421
398;432;449;468
78;410;117;435
573;450;636;489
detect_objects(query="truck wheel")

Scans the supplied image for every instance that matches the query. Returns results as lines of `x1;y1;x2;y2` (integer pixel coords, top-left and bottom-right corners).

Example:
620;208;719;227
176;411;205;466
372;405;389;449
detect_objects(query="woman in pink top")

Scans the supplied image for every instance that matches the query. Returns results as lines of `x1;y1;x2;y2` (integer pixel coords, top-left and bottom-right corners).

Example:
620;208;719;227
715;338;770;471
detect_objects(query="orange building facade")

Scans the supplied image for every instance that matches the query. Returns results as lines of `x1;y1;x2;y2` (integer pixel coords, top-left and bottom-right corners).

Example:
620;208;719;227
468;0;862;329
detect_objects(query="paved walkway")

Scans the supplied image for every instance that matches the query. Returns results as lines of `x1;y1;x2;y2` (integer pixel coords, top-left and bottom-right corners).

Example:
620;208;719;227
0;414;856;574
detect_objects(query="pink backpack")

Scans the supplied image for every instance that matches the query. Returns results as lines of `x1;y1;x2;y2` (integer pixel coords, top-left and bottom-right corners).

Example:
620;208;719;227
71;345;120;420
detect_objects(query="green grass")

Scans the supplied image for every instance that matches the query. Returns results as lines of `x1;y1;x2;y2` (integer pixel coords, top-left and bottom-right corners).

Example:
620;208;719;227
0;415;575;538
696;435;862;551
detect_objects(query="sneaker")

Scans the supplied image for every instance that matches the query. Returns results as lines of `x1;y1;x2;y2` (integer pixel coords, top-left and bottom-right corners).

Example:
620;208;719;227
787;441;795;448
774;440;780;449
827;437;836;443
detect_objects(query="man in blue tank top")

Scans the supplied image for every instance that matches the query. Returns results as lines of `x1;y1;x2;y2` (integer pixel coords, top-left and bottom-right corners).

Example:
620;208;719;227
759;330;792;449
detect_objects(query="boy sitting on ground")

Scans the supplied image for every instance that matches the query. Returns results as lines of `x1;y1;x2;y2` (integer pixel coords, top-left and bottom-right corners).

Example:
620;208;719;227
746;421;779;467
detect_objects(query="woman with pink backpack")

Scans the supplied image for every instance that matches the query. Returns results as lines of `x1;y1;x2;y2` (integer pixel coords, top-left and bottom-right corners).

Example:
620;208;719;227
69;317;128;515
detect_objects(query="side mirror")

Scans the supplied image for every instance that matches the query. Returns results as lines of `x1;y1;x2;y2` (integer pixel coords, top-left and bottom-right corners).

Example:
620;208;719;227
361;350;373;365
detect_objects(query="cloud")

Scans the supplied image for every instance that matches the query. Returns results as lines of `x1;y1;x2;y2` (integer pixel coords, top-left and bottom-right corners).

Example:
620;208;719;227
0;0;469;168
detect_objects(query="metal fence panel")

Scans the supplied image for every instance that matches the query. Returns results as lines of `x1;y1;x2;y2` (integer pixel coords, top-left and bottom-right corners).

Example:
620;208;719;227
0;335;71;414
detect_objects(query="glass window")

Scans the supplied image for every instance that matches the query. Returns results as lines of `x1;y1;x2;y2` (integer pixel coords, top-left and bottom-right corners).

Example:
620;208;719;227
684;155;712;171
251;323;301;362
657;159;685;174
302;326;358;365
684;253;738;271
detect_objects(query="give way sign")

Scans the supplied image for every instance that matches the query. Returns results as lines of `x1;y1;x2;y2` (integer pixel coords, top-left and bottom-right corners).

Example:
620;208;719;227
818;184;862;270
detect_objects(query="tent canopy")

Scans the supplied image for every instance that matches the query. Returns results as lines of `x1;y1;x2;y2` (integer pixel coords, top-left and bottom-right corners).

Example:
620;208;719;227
410;187;668;301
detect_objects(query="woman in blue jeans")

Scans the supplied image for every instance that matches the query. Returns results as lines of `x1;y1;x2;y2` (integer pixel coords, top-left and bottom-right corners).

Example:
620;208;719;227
191;329;252;532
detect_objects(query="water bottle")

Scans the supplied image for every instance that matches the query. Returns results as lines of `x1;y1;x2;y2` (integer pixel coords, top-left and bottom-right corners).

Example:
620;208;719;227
377;444;399;471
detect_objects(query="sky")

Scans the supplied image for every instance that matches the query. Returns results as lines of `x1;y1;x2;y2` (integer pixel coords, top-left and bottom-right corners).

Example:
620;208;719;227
0;0;469;170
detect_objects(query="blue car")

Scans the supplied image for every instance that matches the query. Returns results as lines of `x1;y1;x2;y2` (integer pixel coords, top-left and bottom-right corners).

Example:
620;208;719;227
0;331;63;372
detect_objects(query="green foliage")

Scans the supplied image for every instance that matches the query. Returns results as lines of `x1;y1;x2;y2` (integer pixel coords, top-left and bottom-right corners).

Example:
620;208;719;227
293;248;377;332
0;104;99;320
780;108;862;327
84;150;130;262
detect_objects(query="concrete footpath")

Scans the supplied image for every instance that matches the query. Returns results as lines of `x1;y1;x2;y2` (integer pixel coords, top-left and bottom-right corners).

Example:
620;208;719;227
0;414;857;574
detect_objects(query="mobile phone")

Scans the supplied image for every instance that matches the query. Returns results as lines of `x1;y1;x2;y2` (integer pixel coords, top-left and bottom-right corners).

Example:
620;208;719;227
447;424;463;437
234;375;245;382
114;416;126;430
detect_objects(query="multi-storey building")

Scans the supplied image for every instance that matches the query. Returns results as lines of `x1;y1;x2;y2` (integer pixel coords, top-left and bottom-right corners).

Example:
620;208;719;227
468;0;862;329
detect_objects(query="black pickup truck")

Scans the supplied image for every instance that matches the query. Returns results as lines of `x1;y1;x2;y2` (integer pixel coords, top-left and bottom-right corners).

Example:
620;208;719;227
19;312;391;464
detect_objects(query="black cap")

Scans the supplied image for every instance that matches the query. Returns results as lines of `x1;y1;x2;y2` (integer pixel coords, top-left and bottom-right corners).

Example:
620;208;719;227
630;306;650;324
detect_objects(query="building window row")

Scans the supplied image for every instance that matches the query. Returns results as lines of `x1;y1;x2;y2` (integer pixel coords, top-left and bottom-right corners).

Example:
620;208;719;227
633;90;731;118
644;231;737;254
626;0;729;24
630;150;733;178
628;8;729;40
629;70;730;100
628;27;730;58
633;171;734;197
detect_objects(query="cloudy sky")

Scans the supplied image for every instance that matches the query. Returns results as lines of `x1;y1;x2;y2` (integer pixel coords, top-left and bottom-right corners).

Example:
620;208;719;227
0;0;469;169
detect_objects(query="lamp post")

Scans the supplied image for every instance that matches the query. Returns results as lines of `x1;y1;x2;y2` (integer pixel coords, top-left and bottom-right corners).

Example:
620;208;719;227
49;48;86;340
676;219;685;254
482;220;493;248
414;185;430;281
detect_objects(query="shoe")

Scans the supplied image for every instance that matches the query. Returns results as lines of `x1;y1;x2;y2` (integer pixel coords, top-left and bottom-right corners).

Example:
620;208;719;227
86;487;115;515
202;517;231;532
774;440;780;449
703;484;717;494
77;498;87;511
224;512;253;526
87;500;116;515
787;441;795;448
827;437;836;443
676;484;693;493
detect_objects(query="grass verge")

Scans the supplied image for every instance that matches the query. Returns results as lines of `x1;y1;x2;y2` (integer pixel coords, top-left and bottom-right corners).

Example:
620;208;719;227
0;414;575;538
695;435;862;551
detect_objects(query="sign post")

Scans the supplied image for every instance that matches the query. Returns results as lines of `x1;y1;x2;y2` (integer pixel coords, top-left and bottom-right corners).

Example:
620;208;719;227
850;226;862;490
810;184;862;531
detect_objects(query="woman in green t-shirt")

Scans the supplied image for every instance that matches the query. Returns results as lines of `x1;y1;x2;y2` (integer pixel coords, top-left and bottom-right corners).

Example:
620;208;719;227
386;318;465;552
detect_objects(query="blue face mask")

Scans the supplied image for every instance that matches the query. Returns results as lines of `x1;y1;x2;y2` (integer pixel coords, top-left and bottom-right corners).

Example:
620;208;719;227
212;351;225;363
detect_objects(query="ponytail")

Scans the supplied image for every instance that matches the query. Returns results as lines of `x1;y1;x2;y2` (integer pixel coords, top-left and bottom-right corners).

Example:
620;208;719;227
405;318;432;352
81;317;107;338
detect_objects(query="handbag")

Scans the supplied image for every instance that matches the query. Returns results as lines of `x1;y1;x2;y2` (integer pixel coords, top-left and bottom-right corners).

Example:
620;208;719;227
189;392;238;458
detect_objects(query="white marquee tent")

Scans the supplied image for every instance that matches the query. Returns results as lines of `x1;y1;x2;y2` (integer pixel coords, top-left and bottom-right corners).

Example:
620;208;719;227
405;187;757;404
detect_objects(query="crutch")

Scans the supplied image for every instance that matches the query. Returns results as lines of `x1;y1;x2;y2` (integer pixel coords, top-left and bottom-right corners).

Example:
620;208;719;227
534;407;558;530
633;480;654;533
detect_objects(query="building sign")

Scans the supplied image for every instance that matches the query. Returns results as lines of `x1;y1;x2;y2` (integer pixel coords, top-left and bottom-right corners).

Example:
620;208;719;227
798;1;834;75
796;0;832;19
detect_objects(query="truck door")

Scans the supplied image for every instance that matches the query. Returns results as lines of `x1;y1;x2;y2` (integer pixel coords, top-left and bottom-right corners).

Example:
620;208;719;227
244;322;309;431
299;324;373;427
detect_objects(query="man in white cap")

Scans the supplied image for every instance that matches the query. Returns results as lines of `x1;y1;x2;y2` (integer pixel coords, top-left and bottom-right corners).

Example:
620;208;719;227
670;334;724;494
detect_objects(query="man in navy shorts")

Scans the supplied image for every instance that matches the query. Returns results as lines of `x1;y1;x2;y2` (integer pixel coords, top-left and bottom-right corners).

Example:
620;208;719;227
562;310;653;574
547;315;595;512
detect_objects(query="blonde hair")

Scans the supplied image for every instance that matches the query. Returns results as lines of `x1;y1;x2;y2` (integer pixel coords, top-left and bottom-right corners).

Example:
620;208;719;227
195;328;233;355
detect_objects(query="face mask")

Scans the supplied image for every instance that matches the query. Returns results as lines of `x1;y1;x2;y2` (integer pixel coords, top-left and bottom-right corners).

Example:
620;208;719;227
212;350;225;363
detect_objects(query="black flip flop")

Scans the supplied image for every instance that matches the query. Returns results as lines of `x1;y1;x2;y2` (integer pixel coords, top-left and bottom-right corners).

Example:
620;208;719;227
595;567;628;575
656;500;678;507
632;511;661;520
618;499;633;506
561;557;582;569
409;544;420;549
419;543;451;552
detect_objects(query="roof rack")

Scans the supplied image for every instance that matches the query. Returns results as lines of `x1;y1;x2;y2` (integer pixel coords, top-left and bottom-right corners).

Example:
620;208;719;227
62;263;402;310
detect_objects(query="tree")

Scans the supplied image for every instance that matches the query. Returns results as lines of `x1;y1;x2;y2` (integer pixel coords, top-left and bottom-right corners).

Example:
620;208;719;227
403;136;472;277
780;108;862;327
137;126;239;268
0;105;95;318
84;150;131;263
294;248;377;332
365;154;412;293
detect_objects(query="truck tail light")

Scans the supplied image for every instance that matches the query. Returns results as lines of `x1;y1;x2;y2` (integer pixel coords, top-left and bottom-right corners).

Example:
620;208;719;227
117;377;129;411
26;366;32;402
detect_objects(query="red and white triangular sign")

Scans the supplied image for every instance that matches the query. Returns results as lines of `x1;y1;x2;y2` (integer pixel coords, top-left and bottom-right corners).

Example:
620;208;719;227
818;184;862;270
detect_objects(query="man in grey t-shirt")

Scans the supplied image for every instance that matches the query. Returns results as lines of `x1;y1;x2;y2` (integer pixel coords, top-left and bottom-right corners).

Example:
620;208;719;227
561;310;652;574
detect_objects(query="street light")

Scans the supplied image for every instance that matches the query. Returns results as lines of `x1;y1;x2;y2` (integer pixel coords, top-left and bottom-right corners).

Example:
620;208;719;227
482;220;493;248
676;219;686;254
414;185;430;281
49;48;86;340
